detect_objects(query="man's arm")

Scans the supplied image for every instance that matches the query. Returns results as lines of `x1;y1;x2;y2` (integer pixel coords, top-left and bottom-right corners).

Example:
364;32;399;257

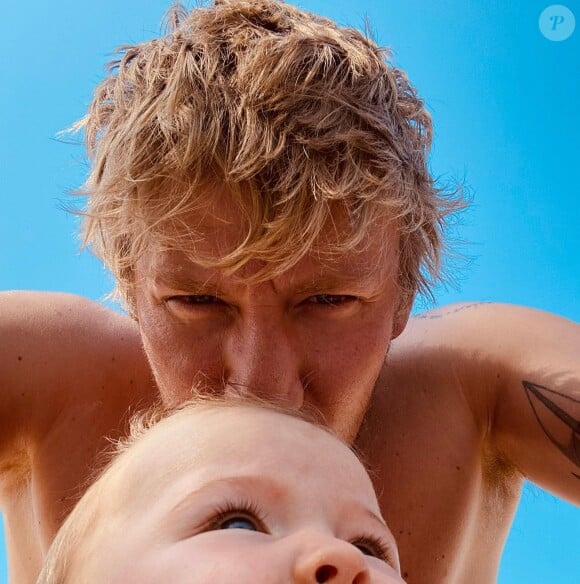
0;291;151;492
397;302;580;504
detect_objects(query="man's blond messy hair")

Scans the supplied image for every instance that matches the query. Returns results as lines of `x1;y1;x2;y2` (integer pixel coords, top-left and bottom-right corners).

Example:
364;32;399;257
77;0;461;309
36;394;356;584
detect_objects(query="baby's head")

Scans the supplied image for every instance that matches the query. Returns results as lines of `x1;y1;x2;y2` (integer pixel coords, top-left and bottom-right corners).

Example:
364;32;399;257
38;397;404;583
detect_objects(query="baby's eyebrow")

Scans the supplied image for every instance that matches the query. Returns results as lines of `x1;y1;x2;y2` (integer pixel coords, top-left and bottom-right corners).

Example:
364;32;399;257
167;474;289;517
362;507;387;528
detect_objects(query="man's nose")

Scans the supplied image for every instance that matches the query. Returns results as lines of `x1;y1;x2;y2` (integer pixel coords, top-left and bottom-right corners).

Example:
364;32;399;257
223;312;304;408
292;531;372;584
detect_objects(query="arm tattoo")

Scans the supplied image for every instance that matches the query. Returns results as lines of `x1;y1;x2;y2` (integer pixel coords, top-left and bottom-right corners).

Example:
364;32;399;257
522;380;580;480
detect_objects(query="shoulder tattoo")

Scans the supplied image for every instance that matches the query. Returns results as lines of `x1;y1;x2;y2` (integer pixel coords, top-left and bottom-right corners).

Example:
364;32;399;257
415;301;492;320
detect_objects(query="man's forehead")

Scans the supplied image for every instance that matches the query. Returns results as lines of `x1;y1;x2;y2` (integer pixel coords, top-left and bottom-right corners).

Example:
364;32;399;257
139;251;393;294
136;184;399;279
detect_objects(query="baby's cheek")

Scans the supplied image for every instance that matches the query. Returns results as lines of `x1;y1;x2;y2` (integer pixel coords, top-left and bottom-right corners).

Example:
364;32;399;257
167;531;277;582
365;555;406;584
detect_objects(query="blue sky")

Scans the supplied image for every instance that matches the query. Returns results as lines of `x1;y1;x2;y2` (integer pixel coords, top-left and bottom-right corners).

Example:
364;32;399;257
0;1;578;582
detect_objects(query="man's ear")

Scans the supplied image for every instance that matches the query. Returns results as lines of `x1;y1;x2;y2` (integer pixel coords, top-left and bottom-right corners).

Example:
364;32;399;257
391;293;414;340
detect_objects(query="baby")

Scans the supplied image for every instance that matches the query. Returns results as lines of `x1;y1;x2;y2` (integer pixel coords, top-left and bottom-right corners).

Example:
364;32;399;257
37;398;405;583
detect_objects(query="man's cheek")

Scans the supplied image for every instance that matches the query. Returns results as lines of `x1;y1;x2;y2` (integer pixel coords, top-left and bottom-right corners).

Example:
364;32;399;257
163;342;224;396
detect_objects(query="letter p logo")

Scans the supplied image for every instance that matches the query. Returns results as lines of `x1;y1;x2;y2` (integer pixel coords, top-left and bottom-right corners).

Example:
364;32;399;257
550;14;565;30
539;5;576;41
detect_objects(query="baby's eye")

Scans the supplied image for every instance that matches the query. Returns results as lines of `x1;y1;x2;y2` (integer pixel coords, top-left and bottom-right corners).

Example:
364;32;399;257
205;501;268;534
219;516;259;531
350;535;395;567
353;541;380;557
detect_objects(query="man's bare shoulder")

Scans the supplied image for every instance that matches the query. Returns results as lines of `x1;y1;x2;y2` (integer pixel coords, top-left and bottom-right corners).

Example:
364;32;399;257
379;301;576;395
0;291;155;475
388;300;577;362
1;289;136;334
374;301;580;505
381;302;498;378
374;302;566;436
1;290;147;380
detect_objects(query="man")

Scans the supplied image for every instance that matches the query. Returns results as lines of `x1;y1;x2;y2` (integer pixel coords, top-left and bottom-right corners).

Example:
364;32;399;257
0;1;578;583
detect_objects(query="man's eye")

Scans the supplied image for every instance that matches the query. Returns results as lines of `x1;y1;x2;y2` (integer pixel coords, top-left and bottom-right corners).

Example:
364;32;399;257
168;295;222;306
307;294;357;306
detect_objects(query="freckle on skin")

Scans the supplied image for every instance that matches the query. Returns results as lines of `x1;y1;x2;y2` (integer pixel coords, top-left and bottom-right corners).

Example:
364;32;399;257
17;356;22;361
456;466;461;470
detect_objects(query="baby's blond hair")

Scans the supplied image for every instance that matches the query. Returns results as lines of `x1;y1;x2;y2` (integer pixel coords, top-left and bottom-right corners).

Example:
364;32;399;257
76;0;462;310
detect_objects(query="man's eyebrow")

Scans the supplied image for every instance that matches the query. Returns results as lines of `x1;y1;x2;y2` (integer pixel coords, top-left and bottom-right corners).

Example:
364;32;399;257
152;271;385;297
291;276;363;294
150;272;221;293
289;271;389;296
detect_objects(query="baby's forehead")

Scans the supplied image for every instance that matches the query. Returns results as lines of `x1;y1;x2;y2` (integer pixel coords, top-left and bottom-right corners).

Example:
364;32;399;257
135;403;328;447
116;404;362;494
90;402;385;553
129;404;334;464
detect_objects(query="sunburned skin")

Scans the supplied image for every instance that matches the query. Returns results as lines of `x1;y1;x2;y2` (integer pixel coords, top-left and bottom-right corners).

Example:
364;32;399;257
57;405;405;584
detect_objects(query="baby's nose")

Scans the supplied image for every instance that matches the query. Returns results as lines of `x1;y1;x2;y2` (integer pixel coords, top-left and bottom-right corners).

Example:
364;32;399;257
292;532;371;584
